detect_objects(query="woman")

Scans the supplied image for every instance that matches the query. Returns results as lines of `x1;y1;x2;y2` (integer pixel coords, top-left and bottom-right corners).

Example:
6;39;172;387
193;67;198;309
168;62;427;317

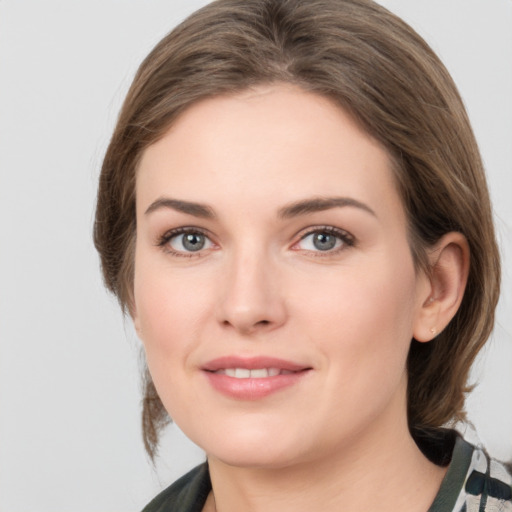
94;0;511;510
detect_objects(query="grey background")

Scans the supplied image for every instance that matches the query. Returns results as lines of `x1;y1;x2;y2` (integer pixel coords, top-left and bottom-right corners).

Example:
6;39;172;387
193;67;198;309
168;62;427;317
0;1;511;511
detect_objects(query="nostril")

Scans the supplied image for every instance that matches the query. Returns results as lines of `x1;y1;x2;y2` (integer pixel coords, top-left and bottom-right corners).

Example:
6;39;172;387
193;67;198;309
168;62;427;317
221;317;272;331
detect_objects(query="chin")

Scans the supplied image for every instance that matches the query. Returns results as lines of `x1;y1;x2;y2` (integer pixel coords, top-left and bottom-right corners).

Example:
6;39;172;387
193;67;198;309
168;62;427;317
207;443;305;470
186;417;311;469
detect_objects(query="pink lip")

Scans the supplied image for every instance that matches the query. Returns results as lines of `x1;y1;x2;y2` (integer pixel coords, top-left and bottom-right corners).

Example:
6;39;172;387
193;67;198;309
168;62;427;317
201;356;312;400
202;356;308;372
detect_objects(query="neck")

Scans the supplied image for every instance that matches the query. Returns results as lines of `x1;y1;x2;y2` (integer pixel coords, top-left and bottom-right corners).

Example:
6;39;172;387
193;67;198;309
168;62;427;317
205;403;446;512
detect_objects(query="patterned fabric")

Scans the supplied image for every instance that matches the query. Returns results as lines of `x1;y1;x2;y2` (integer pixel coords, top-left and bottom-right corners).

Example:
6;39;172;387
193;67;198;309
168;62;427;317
451;441;512;512
142;431;512;512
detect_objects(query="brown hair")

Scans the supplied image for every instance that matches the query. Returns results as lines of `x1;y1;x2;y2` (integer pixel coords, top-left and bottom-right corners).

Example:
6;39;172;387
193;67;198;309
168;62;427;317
94;0;501;458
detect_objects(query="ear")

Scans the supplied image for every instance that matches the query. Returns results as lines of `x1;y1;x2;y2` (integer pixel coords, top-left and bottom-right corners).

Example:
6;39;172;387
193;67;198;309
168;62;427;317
413;232;470;342
132;313;142;337
128;299;142;337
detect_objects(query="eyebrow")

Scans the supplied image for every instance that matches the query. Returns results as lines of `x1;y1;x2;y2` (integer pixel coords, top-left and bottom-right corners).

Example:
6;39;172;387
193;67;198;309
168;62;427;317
144;195;376;219
278;196;376;219
145;198;215;218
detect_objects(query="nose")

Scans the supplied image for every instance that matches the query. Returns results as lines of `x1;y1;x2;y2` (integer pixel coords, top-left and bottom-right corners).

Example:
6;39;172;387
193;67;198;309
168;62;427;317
217;248;287;335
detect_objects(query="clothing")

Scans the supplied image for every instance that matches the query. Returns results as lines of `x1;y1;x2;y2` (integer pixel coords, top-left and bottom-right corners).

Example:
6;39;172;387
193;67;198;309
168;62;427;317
421;432;512;512
142;431;512;512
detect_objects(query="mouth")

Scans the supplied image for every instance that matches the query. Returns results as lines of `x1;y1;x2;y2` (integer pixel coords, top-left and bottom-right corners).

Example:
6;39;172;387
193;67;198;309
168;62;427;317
201;356;312;400
212;368;294;378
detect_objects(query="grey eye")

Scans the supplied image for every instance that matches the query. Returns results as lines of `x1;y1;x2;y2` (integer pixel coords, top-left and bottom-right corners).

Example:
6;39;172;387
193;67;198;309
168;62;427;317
183;233;205;251
297;231;344;252
170;232;211;252
312;232;338;251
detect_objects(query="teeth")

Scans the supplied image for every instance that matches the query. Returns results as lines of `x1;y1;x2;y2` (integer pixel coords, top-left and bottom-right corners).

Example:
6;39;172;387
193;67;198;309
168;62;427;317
235;368;251;379
250;368;269;378
220;368;283;379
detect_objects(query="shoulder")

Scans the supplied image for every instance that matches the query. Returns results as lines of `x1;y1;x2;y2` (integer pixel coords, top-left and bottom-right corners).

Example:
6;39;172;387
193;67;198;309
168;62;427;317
430;431;512;512
415;429;512;512
460;442;512;512
141;463;211;512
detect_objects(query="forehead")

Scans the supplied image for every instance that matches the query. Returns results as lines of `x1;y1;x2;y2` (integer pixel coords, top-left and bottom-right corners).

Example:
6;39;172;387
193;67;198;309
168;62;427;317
136;84;402;223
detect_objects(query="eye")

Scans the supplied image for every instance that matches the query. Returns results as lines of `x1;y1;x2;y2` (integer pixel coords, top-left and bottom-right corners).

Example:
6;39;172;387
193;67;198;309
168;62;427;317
294;227;354;253
159;228;214;255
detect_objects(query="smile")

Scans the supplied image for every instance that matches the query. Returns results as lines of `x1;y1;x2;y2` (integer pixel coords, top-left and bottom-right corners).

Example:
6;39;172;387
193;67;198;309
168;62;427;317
213;368;294;378
202;357;311;400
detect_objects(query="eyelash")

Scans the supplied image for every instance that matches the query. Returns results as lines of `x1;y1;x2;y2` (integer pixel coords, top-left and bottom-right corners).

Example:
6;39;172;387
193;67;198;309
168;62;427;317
156;225;355;258
293;226;355;256
157;227;215;258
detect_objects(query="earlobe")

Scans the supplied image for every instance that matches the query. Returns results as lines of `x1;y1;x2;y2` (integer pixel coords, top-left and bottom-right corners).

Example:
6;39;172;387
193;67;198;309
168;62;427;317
413;232;470;343
129;302;142;336
133;317;142;336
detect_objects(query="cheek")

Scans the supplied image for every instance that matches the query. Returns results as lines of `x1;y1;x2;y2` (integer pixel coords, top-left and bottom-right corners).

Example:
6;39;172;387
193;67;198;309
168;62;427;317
299;255;418;372
133;264;209;417
133;256;211;362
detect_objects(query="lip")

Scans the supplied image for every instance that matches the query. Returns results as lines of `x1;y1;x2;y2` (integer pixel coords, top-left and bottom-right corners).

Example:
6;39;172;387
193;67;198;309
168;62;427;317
201;356;312;400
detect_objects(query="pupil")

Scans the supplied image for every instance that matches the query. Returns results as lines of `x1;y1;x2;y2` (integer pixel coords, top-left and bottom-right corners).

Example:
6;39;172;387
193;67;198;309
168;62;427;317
313;232;336;251
183;233;205;251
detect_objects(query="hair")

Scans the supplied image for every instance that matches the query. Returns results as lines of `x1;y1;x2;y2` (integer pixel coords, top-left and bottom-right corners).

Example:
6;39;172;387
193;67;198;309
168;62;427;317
94;0;501;459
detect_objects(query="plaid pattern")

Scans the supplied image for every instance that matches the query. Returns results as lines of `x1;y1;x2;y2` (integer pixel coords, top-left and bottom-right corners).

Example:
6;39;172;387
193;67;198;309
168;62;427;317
142;432;512;512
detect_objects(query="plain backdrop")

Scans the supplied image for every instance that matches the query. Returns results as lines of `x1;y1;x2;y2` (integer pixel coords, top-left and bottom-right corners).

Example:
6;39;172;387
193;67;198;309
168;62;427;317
0;1;511;511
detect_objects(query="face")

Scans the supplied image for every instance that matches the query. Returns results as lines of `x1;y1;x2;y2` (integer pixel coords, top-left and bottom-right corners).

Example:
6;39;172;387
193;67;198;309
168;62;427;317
133;85;431;469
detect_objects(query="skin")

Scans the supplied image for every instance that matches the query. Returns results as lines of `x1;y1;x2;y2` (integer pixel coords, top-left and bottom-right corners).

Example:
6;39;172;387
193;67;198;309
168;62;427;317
133;85;468;512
